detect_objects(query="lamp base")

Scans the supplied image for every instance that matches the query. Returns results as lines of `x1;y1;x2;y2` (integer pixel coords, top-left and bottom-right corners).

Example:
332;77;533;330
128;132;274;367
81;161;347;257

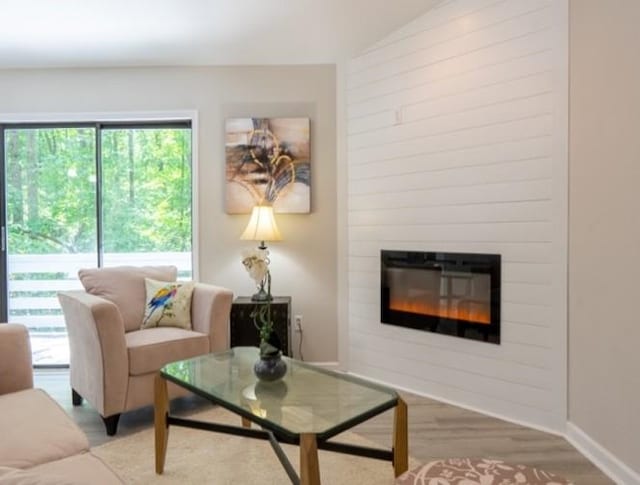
251;288;272;302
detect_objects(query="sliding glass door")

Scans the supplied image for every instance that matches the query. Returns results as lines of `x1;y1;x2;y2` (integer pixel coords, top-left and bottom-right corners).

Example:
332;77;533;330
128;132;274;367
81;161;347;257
0;121;193;366
3;126;97;366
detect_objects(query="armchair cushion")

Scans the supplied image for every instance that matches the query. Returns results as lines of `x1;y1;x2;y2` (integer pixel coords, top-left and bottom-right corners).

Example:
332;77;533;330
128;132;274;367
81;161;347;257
78;265;177;332
141;278;195;330
125;327;209;376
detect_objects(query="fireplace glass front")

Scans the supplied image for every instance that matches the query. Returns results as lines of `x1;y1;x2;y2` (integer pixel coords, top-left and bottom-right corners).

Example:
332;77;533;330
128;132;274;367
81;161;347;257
381;250;501;344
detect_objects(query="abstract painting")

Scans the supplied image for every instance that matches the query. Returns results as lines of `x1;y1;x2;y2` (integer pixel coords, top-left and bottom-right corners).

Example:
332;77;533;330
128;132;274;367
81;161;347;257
225;117;310;214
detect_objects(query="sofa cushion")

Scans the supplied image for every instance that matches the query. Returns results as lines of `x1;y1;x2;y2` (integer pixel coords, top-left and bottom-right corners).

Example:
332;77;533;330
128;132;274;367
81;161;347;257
29;452;122;485
0;324;33;395
125;327;209;376
0;389;89;469
0;465;84;484
141;278;195;330
78;265;177;332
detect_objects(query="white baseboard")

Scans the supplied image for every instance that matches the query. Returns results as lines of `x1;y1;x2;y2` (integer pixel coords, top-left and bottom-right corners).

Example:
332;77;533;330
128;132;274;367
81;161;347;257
566;422;640;485
307;361;340;370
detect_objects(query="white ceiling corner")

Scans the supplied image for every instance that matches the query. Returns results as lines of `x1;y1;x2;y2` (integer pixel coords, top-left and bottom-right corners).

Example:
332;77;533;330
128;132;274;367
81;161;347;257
0;0;438;68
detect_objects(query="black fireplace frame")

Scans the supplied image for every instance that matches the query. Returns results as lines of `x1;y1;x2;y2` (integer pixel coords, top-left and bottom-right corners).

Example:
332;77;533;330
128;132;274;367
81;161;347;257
380;250;501;344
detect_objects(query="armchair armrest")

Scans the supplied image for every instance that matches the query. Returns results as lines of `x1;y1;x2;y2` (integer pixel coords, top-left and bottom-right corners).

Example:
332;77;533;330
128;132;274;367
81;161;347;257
0;324;33;395
57;291;128;416
191;284;233;352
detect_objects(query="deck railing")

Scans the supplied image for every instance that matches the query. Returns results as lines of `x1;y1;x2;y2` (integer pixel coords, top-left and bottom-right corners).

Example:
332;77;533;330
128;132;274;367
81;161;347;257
8;252;191;332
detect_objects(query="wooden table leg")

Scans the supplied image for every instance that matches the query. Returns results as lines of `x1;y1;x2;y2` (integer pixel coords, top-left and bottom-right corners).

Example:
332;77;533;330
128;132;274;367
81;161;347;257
393;396;408;477
154;373;169;474
300;433;321;485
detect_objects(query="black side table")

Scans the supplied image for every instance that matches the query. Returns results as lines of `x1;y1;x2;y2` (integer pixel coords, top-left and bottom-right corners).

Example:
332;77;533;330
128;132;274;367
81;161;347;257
230;296;292;356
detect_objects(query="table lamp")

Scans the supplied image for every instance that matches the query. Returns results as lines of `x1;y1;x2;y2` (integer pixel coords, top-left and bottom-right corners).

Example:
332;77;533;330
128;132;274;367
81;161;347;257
241;204;282;301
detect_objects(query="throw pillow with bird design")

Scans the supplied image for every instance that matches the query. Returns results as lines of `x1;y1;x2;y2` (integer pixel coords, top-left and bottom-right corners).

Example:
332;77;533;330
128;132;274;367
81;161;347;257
141;278;195;329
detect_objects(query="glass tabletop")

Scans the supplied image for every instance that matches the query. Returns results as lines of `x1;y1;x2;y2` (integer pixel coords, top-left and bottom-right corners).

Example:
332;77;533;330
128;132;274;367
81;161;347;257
161;347;398;438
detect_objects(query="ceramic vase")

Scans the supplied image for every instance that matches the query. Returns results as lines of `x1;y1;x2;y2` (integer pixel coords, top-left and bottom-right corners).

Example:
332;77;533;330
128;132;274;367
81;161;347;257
254;352;287;382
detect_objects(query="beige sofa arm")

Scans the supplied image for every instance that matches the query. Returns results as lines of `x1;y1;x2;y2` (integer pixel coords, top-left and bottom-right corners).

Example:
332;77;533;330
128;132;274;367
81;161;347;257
57;291;128;416
191;284;233;352
0;324;33;395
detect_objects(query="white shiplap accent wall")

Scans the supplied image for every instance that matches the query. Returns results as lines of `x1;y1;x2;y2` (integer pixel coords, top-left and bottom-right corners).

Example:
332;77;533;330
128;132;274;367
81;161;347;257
346;0;568;430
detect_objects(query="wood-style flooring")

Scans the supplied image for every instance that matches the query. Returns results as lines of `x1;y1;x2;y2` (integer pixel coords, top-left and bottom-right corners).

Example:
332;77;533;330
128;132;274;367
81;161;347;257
34;369;612;484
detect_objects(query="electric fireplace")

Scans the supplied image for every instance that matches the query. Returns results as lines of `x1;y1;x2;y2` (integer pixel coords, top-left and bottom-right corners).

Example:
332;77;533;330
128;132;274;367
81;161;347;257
381;250;501;344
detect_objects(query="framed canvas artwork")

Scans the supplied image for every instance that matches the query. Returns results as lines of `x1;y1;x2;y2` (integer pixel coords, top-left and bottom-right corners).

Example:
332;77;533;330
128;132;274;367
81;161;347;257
225;117;310;214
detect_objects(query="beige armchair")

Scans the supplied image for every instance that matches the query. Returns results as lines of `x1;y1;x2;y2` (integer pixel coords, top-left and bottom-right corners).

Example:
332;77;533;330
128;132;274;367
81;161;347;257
58;265;233;436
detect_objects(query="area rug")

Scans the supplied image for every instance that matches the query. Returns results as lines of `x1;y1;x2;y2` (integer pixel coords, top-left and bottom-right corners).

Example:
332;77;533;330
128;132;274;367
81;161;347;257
93;406;416;484
395;458;574;485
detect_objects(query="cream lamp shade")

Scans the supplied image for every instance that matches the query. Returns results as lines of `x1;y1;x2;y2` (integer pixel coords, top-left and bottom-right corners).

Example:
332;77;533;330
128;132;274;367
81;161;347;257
240;205;282;246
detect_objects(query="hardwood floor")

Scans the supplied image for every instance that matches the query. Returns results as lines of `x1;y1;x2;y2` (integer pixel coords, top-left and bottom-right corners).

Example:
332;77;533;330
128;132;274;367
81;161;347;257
34;369;612;484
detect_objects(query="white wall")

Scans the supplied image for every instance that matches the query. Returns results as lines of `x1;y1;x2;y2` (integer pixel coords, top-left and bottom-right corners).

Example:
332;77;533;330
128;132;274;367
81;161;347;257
568;0;640;479
0;65;337;362
346;0;568;430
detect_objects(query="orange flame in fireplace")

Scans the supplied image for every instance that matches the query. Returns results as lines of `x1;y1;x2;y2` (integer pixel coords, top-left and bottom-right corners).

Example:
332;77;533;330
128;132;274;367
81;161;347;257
390;298;491;325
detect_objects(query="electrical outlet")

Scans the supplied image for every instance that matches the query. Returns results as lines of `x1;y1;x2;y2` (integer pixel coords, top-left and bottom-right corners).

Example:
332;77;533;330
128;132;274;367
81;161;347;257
294;315;303;333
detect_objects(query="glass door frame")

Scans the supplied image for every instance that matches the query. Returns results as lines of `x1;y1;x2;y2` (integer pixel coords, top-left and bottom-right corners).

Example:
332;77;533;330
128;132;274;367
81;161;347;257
0;126;6;321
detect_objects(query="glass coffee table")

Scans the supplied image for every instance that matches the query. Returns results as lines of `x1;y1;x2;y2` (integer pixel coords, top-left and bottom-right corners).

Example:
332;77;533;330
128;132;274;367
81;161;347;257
154;347;408;485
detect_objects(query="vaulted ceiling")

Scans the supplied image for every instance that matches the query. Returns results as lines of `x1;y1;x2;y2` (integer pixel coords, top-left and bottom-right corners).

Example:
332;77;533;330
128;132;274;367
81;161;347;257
0;0;438;68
